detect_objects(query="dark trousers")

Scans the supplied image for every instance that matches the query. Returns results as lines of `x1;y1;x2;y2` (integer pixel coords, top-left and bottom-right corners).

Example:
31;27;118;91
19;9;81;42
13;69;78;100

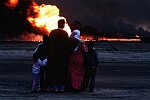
83;68;97;92
40;66;46;90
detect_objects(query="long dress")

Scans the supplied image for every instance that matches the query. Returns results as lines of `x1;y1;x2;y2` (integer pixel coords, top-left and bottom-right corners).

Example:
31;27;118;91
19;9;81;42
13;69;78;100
68;39;88;90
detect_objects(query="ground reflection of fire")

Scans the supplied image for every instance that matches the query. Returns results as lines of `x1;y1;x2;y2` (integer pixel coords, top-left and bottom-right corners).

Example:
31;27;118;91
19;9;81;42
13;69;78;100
81;35;141;42
98;38;141;42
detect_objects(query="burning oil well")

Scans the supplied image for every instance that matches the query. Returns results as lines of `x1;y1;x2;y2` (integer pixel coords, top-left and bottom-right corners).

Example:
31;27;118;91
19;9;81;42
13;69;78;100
0;0;71;42
0;0;150;42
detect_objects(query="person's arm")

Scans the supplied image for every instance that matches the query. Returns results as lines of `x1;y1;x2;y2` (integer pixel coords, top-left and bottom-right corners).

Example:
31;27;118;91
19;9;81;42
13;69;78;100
36;58;43;66
81;43;88;53
37;58;47;66
42;58;47;66
32;44;42;63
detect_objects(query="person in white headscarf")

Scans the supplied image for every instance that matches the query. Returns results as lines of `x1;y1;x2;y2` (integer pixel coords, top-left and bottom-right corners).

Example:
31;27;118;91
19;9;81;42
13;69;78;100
68;29;88;92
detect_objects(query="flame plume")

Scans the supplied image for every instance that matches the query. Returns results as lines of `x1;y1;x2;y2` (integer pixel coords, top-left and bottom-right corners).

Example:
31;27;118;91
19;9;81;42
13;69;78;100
27;3;71;37
4;0;71;42
5;0;18;9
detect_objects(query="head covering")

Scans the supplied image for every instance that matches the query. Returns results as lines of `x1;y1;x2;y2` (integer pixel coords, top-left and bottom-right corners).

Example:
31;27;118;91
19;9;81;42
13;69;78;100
70;30;81;52
70;30;80;40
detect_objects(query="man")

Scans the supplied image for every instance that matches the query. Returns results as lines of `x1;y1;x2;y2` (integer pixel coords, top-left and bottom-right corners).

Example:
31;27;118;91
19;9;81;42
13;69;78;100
46;19;69;92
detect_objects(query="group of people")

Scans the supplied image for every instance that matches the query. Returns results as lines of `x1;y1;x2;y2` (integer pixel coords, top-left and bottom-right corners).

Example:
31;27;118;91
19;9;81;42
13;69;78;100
31;19;99;93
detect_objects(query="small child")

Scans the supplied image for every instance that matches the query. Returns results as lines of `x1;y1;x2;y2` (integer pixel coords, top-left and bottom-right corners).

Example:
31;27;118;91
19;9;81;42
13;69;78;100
83;41;98;92
32;58;47;92
31;35;48;92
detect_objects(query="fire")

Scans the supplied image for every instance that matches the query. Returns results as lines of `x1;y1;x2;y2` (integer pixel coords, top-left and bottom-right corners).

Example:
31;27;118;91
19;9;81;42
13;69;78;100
98;37;141;42
4;0;71;41
5;0;18;8
27;4;71;37
135;35;140;38
81;35;141;42
19;33;43;42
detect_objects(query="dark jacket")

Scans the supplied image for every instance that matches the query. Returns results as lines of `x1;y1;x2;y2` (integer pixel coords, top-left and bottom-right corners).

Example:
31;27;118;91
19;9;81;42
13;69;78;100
84;48;98;69
32;43;48;62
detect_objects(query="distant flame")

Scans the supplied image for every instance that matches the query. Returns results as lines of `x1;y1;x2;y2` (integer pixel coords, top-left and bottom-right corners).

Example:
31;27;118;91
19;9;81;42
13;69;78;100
5;33;42;42
27;3;71;38
5;0;18;9
19;33;42;42
135;35;140;38
81;35;141;42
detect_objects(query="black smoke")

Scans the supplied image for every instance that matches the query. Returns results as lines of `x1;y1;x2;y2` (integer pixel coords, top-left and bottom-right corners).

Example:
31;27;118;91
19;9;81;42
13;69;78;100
0;0;43;40
36;0;150;37
0;0;150;40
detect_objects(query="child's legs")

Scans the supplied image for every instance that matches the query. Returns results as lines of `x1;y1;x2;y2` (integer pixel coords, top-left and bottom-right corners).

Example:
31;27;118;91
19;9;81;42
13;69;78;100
32;80;36;91
32;74;39;91
58;85;65;91
83;68;90;89
89;68;97;92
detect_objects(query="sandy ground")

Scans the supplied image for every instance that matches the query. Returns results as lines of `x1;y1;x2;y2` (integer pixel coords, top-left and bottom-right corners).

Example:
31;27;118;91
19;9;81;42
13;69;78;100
0;42;150;100
1;42;150;62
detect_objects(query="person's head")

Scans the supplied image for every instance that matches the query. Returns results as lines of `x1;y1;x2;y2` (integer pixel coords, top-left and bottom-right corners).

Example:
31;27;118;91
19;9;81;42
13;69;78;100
42;34;49;44
71;21;81;31
58;19;65;29
70;30;80;40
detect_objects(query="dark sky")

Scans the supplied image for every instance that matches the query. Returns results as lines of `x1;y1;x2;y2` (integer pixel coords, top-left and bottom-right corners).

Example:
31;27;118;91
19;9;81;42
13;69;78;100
36;0;150;31
1;0;150;39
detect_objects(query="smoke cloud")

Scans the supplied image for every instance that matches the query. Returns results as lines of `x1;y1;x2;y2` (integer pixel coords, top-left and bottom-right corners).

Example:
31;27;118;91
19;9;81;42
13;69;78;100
36;0;150;37
0;0;150;40
0;0;42;40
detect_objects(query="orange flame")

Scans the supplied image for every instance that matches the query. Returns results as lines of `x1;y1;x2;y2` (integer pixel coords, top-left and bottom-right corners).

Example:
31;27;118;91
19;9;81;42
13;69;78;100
5;0;18;9
81;35;141;42
27;4;71;38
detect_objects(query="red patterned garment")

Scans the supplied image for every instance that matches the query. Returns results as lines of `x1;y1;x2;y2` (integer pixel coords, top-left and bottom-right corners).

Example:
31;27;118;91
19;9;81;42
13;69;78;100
69;43;88;90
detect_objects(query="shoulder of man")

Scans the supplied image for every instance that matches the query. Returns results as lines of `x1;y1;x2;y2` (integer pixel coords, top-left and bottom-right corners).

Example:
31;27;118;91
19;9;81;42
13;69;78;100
50;29;68;35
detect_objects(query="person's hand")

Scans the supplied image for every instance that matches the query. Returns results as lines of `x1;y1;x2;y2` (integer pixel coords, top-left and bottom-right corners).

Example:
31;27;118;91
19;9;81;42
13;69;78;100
43;59;47;63
80;40;85;43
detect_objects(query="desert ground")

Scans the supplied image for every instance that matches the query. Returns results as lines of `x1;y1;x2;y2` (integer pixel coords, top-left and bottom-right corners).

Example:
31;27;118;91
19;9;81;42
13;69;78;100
0;42;150;100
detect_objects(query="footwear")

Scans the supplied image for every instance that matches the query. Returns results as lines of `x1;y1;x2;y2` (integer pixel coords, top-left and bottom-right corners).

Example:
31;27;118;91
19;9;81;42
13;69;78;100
54;87;59;93
45;89;50;92
60;89;64;92
59;85;65;92
38;89;45;93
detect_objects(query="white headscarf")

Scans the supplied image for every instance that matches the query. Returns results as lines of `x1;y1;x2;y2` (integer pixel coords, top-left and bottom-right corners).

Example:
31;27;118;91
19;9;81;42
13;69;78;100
70;30;82;52
70;30;80;40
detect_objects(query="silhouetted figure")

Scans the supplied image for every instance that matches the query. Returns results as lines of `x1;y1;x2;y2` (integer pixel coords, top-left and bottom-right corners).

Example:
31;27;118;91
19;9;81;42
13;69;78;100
68;30;88;92
32;34;49;92
71;21;81;32
83;41;98;92
46;19;69;92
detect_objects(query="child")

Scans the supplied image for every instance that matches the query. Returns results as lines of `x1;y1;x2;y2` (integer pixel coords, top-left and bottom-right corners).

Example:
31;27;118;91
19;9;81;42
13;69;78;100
32;58;47;92
83;41;98;92
32;35;48;92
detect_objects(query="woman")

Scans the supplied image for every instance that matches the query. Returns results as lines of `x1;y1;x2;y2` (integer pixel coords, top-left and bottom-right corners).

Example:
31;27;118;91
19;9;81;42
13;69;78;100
68;30;88;92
